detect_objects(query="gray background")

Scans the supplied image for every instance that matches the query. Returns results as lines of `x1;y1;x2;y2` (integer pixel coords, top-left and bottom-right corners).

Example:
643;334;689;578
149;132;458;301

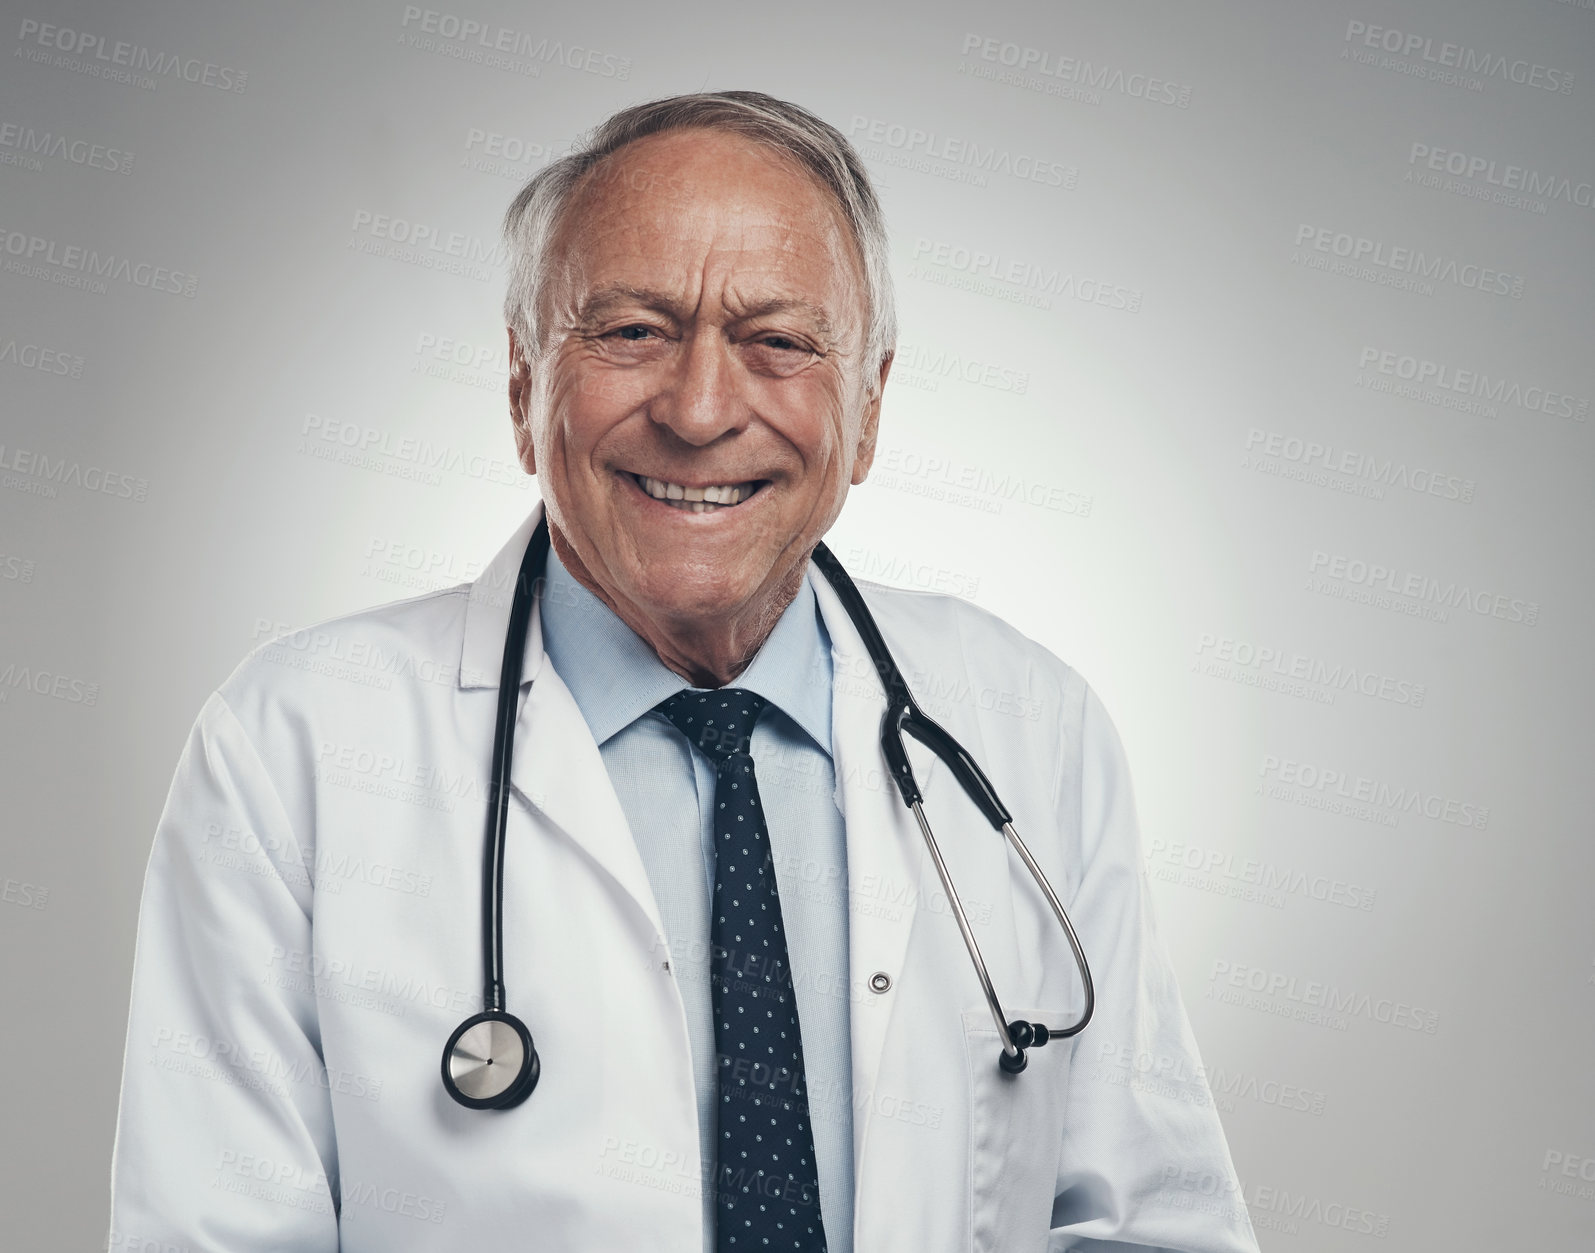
2;0;1592;1248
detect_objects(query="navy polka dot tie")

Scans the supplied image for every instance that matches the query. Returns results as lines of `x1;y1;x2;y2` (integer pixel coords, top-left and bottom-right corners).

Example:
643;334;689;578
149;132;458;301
655;689;828;1252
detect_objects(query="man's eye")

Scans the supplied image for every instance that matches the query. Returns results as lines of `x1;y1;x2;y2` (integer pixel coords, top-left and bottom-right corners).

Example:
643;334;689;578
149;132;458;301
741;335;818;378
611;325;657;341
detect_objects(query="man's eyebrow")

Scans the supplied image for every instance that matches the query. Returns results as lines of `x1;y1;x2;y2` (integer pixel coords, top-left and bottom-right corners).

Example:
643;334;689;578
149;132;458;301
572;284;687;325
572;285;837;337
728;297;836;338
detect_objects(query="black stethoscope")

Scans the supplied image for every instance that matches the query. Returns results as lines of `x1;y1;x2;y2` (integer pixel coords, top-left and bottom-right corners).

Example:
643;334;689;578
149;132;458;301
441;517;1095;1110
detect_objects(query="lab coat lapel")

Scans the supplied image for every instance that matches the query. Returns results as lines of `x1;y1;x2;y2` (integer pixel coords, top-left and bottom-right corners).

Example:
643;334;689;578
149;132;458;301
810;570;930;1182
514;635;669;942
460;503;667;943
460;503;543;689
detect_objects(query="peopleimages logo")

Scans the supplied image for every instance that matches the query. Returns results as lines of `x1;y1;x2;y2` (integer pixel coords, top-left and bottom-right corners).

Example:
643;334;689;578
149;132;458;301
1245;1183;1391;1239
1343;19;1574;93
1147;838;1378;912
460;127;567;179
1195;631;1426;707
1357;346;1589;421
0;442;149;501
410;330;508;391
150;1027;384;1102
848;116;1077;189
15;18;248;92
910;238;1142;312
873;445;1093;518
894;341;1029;394
1407;143;1594;211
1096;1038;1330;1116
297;414;527;490
0;661;100;706
0;120;133;173
1244;428;1474;503
0;552;37;583
1294;224;1524;298
1540;1150;1595;1202
959;33;1193;107
844;547;981;601
1208;959;1440;1034
1258;754;1489;830
1308;550;1539;626
0;337;84;378
398;7;631;78
348;210;505;277
0;225;198;296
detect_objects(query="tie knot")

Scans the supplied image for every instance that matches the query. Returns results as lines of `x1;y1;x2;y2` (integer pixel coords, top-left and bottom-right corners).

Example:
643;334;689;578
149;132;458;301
655;687;768;762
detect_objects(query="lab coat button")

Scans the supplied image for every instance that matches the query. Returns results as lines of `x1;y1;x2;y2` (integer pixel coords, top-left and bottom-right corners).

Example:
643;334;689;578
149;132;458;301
869;971;892;993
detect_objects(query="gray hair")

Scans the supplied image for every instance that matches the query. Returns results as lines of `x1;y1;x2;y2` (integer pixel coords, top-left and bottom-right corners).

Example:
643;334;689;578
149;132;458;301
501;90;896;391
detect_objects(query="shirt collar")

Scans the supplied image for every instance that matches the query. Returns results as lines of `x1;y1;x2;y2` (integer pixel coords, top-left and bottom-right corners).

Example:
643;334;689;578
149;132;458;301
538;545;833;755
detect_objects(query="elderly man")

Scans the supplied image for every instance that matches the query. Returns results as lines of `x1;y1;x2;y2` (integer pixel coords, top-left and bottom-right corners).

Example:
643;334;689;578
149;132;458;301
110;92;1256;1253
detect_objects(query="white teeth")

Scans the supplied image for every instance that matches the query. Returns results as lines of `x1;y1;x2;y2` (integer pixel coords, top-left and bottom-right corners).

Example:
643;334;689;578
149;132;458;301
635;474;757;512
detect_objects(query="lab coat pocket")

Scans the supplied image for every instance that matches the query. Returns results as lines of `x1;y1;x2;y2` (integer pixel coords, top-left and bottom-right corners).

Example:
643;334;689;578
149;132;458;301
962;1007;1071;1253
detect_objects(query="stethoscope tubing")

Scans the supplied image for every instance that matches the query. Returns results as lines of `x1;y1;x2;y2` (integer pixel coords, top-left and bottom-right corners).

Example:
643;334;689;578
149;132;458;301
1000;820;1095;1038
809;542;1095;1061
448;518;1094;1107
481;521;550;1013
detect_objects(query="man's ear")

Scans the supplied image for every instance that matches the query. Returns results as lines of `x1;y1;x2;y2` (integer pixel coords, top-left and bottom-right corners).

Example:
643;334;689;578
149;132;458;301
507;327;536;476
850;351;892;485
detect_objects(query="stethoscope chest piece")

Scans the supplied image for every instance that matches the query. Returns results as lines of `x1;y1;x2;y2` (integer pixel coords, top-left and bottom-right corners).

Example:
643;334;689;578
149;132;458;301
442;1010;540;1110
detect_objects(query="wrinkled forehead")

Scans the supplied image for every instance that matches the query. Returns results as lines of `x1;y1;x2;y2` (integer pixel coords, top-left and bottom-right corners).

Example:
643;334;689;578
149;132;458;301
547;130;868;325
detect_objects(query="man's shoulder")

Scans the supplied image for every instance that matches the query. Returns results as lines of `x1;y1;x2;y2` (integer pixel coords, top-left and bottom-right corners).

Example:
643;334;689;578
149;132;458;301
847;578;1089;725
851;577;1079;676
216;582;475;722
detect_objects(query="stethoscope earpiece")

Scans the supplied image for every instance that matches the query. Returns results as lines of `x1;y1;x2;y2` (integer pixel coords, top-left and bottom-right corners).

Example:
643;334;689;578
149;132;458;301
997;1021;1052;1075
442;1010;540;1110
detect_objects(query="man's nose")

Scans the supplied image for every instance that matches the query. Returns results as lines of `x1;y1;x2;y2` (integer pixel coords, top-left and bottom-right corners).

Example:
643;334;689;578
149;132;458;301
650;330;747;445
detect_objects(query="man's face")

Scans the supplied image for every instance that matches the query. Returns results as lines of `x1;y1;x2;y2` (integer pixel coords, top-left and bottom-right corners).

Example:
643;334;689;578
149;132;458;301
509;128;888;643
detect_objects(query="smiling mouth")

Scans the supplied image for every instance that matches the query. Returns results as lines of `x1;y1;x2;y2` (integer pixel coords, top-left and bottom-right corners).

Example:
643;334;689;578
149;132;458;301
630;473;767;514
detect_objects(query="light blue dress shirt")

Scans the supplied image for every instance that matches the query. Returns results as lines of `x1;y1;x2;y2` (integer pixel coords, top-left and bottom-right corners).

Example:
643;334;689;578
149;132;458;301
538;546;854;1253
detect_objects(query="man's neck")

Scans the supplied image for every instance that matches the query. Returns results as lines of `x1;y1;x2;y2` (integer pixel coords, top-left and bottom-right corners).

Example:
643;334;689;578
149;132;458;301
548;525;805;689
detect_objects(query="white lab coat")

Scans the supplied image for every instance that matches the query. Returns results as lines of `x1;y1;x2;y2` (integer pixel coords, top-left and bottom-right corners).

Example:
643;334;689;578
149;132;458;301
109;505;1258;1253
